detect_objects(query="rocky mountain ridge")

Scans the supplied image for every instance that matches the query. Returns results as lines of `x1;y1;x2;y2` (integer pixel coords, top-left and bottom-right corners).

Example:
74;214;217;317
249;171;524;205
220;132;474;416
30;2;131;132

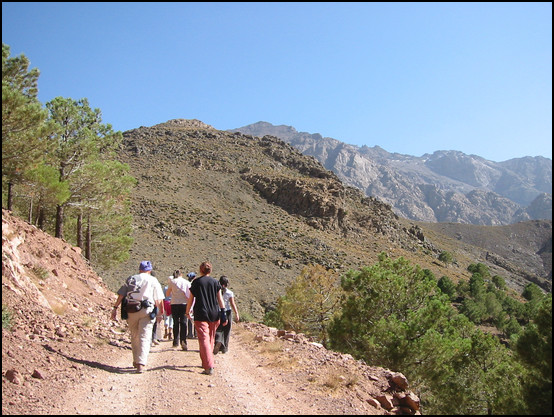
229;121;552;225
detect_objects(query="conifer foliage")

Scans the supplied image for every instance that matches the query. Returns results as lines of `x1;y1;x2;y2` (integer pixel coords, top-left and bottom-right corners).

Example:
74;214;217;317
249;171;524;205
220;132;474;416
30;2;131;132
267;253;550;414
1;43;136;269
325;253;548;414
2;43;56;210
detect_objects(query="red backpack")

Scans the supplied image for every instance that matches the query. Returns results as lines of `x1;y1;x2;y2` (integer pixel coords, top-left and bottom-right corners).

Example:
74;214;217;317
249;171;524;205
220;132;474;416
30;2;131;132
163;299;172;315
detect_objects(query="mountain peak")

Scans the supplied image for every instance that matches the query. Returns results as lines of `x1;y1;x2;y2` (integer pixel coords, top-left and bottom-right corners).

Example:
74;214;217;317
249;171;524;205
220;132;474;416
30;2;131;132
153;119;215;130
229;121;299;140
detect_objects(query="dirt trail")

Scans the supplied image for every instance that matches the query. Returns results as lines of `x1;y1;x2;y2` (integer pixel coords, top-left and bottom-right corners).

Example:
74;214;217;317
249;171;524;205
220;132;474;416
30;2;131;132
53;324;362;415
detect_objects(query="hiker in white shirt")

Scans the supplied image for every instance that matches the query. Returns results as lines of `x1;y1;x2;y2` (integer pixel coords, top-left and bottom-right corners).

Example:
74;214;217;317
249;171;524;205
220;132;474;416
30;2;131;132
166;269;191;350
111;260;164;373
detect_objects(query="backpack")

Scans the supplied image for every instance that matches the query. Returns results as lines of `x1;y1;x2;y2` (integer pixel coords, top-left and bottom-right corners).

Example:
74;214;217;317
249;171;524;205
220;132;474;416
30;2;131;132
124;274;144;313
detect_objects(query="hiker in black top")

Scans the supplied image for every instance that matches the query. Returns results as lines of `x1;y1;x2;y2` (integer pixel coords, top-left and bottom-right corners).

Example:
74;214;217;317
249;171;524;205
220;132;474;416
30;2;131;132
186;272;197;339
186;261;227;375
214;275;240;355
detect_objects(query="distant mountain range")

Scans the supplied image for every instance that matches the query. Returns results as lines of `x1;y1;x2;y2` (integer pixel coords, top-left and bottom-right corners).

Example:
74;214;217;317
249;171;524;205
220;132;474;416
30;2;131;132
229;122;552;225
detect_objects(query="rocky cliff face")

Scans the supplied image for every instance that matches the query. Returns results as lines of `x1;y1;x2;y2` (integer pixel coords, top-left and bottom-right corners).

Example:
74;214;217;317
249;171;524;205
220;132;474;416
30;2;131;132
230;122;552;225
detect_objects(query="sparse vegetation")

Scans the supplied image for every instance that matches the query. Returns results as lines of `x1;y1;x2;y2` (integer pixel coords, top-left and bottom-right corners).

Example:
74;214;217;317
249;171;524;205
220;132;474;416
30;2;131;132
238;310;254;323
82;315;96;327
2;305;13;329
31;265;50;280
438;250;454;266
319;366;360;391
50;300;68;316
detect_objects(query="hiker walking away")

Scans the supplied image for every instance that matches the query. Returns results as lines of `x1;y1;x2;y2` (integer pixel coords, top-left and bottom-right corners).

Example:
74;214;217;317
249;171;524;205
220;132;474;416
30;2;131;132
186;261;227;375
186;272;197;339
110;260;164;373
163;285;173;341
214;275;240;354
167;269;191;350
151;271;164;346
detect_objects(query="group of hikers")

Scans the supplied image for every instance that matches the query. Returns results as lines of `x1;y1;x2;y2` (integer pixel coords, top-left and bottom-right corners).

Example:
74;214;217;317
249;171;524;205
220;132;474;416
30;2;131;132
110;260;239;375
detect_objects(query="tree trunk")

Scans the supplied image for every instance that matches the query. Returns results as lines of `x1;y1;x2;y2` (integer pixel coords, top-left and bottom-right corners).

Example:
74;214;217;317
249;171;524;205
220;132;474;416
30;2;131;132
7;181;13;211
77;211;83;249
28;198;33;223
55;204;64;239
85;213;92;261
37;206;45;230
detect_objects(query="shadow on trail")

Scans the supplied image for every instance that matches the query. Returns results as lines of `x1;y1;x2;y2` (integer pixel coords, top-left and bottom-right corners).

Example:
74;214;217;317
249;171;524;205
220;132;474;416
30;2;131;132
151;347;200;353
147;346;203;373
145;364;203;373
43;344;136;374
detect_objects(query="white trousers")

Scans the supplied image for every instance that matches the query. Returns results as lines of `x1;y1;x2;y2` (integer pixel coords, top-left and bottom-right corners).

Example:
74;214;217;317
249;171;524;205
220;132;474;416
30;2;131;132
127;308;154;366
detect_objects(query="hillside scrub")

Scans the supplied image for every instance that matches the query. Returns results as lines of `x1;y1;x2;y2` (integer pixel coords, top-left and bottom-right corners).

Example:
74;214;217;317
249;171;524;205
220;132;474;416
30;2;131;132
270;253;550;414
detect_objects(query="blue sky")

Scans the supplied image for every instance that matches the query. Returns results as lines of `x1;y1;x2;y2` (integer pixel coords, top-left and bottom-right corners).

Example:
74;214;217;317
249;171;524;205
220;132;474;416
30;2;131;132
2;2;552;162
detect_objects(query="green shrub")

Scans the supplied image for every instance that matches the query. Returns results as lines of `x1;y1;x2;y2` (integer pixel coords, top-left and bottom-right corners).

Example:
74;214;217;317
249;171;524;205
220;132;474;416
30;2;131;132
2;306;13;330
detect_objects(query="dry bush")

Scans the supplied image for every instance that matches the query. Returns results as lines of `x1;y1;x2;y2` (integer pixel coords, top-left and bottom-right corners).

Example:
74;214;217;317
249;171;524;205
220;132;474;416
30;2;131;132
319;365;360;391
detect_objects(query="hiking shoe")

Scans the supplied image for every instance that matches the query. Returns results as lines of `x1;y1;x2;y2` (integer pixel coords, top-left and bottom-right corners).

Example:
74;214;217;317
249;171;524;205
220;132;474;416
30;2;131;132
203;368;214;375
181;341;188;351
213;341;222;355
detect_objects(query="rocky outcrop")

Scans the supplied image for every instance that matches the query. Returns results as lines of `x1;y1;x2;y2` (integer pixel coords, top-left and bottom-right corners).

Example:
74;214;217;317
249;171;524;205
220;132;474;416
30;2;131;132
2;209;110;313
241;173;348;231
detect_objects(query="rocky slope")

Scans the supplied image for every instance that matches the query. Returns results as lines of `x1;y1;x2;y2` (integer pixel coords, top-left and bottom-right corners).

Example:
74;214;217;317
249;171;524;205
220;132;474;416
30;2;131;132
419;219;552;292
230;121;552;225
2;208;116;414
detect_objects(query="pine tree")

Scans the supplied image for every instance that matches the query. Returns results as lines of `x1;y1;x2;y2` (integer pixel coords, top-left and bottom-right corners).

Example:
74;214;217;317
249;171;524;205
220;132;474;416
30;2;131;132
516;295;552;414
45;97;123;238
69;160;136;267
2;43;56;209
20;163;70;226
328;253;528;414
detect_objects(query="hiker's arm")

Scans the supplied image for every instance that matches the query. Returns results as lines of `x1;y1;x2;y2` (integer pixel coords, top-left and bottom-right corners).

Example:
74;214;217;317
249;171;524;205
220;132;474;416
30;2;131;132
217;290;225;309
185;293;194;319
155;299;164;321
217;290;228;326
110;294;124;321
230;296;240;322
